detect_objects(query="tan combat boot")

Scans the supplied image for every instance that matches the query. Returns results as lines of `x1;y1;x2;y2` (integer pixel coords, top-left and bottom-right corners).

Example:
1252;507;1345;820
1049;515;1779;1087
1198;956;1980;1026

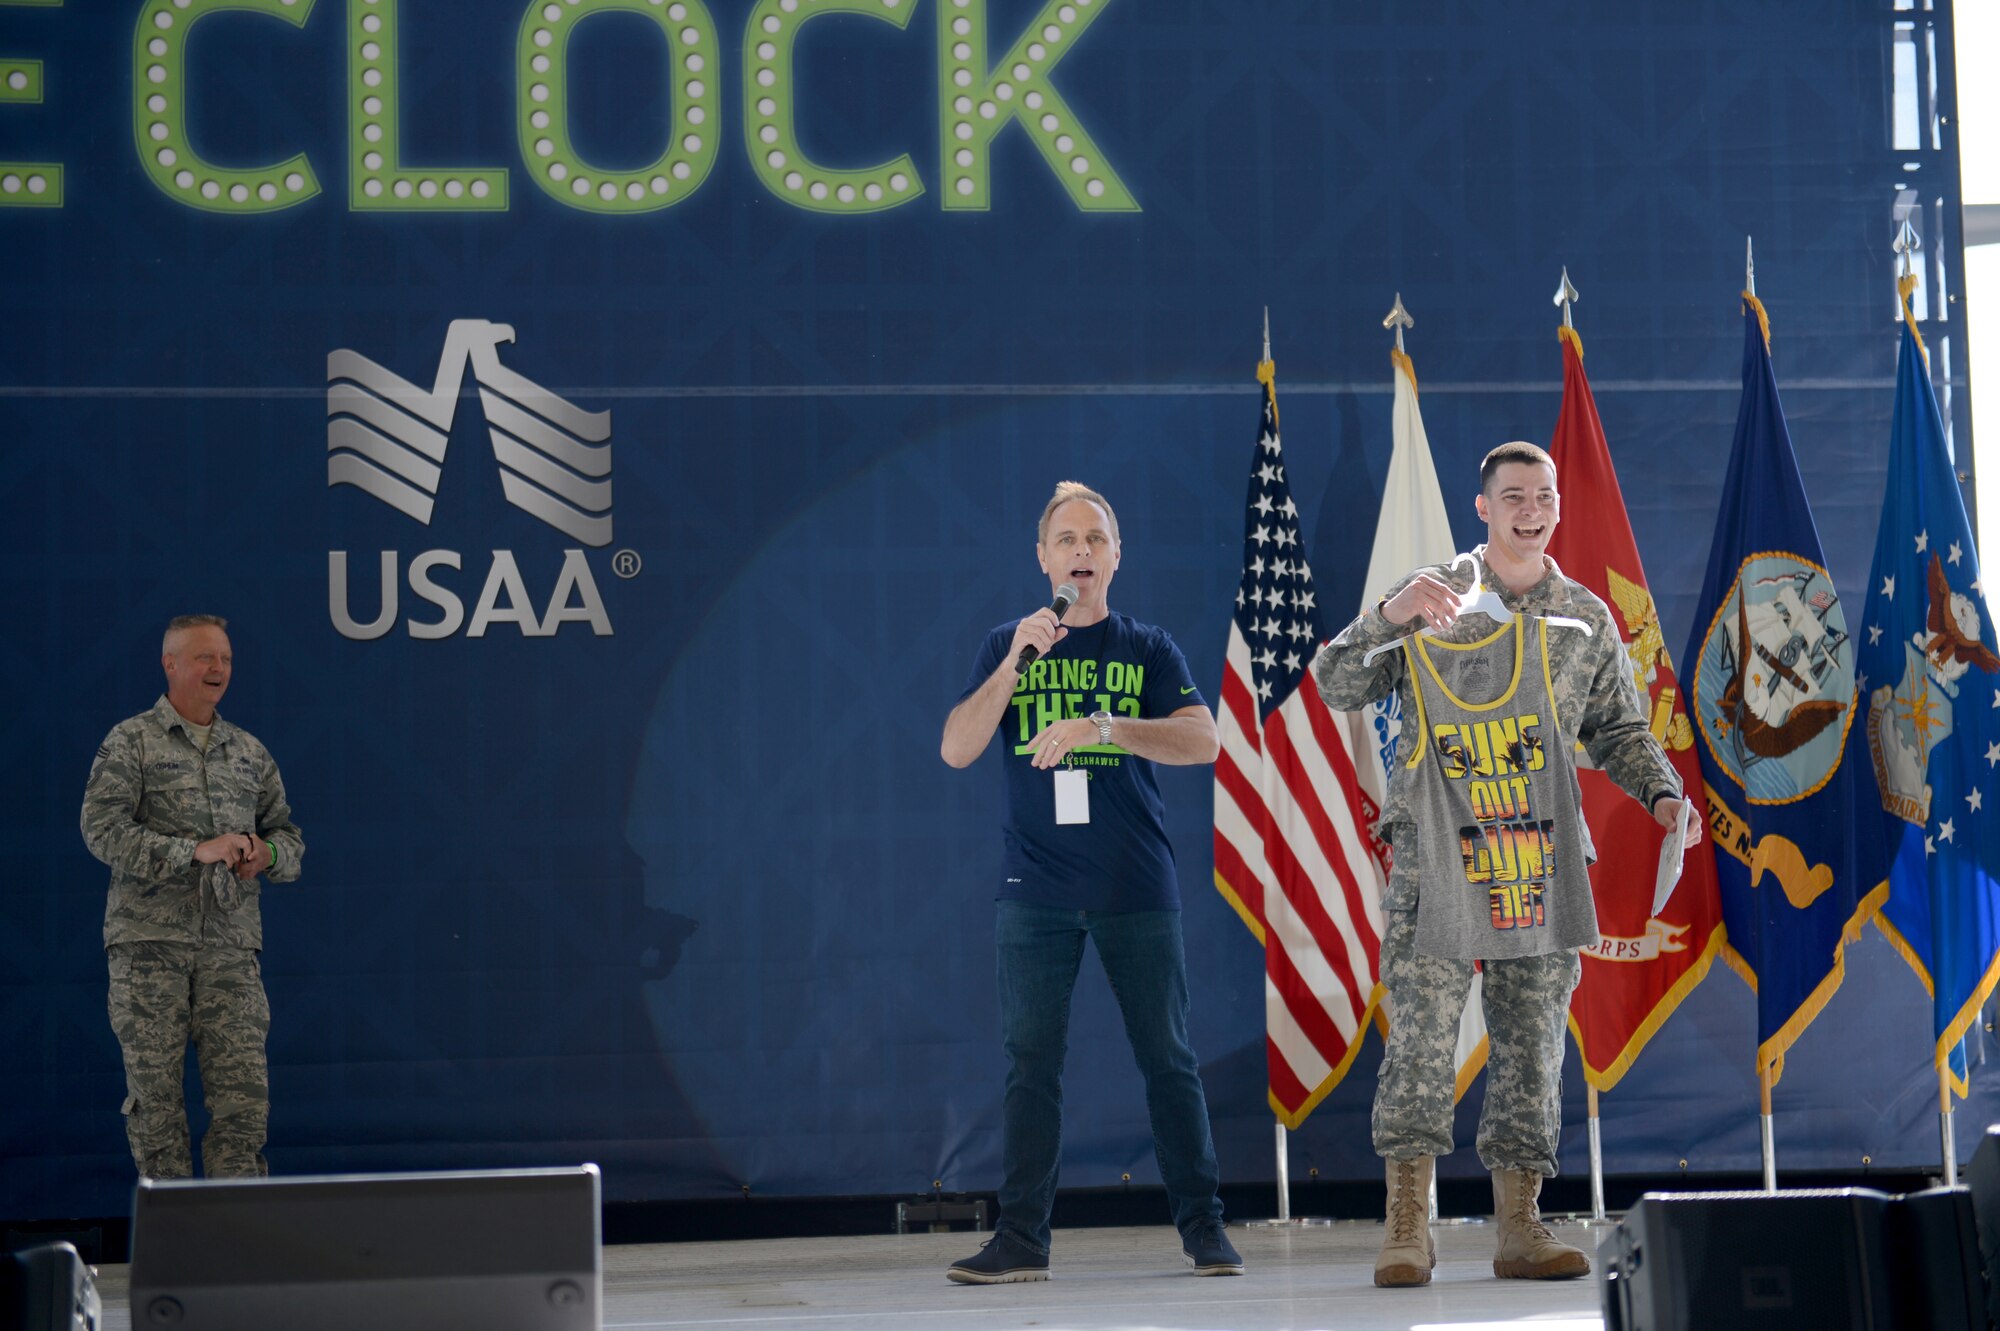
1491;1168;1590;1279
1373;1156;1436;1287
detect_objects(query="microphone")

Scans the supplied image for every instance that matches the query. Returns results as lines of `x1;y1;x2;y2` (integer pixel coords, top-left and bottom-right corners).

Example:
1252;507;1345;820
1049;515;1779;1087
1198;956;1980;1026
1015;583;1080;674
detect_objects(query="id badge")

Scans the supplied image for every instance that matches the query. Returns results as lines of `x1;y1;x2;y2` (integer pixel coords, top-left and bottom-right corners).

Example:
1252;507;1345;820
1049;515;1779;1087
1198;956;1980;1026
1054;767;1090;824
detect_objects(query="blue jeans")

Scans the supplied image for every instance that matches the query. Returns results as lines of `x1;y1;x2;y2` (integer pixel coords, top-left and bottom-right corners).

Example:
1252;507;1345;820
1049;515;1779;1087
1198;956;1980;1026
994;901;1224;1255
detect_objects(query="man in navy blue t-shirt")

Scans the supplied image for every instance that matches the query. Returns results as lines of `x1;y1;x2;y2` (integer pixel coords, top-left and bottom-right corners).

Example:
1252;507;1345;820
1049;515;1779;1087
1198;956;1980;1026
939;481;1242;1283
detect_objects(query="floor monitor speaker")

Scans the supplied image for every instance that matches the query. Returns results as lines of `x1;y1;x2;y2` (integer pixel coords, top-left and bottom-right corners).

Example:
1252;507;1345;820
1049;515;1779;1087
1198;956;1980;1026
127;1165;600;1331
0;1241;101;1331
1598;1186;1981;1331
1963;1122;2000;1329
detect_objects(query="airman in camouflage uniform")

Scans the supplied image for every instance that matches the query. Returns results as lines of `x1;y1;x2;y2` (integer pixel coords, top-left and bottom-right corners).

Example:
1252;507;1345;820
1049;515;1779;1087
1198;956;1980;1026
81;615;303;1179
1312;443;1701;1286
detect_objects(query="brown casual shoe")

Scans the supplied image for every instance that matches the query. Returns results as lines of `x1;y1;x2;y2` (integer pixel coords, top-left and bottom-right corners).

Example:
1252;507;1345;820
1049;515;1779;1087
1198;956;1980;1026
1374;1156;1437;1287
1491;1168;1590;1279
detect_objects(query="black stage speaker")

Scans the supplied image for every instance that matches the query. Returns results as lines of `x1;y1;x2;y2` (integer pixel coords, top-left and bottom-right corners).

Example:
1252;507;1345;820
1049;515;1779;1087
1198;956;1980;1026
1964;1123;2000;1330
127;1165;600;1331
1887;1186;1988;1331
0;1241;101;1331
1598;1186;1983;1331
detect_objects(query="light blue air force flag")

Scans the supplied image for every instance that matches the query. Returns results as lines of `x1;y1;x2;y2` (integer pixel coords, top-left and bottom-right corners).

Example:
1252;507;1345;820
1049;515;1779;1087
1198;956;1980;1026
1683;297;1889;1082
1858;321;2000;1096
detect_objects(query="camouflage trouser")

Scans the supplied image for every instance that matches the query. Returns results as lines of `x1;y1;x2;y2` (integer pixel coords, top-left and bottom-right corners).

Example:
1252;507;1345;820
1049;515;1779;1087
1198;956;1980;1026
106;941;271;1179
1371;910;1580;1175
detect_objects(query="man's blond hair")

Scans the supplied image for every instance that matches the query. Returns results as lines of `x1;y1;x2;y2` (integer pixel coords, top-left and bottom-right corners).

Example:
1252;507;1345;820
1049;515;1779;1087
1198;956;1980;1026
1037;481;1120;546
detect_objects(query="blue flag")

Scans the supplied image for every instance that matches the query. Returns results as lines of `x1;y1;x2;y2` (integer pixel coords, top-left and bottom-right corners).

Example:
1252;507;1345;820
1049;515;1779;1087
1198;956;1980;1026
1857;321;2000;1097
1683;297;1890;1082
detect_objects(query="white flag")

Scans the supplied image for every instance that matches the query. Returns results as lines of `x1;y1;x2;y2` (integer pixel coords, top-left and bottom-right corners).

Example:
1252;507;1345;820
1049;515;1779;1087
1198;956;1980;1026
1349;347;1489;1095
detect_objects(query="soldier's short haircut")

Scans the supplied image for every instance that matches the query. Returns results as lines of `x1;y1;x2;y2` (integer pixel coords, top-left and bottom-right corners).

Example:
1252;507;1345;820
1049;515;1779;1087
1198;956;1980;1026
1037;481;1120;546
163;614;228;655
1480;441;1557;493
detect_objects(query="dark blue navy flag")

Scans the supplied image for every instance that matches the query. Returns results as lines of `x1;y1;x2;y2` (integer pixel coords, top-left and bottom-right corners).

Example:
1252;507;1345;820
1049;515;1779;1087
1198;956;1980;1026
1682;296;1890;1083
1858;315;2000;1096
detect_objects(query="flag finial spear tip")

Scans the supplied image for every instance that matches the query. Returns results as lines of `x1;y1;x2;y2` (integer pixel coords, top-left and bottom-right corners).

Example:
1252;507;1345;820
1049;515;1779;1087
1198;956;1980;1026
1894;217;1922;280
1554;267;1579;330
1745;235;1756;297
1262;306;1270;361
1383;292;1413;353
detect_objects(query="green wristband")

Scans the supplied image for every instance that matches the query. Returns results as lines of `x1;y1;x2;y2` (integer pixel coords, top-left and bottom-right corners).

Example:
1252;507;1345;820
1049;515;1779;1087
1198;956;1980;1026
267;840;278;872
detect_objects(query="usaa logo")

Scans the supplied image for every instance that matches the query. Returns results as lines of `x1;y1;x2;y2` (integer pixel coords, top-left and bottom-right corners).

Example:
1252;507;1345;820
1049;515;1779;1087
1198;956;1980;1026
326;320;627;640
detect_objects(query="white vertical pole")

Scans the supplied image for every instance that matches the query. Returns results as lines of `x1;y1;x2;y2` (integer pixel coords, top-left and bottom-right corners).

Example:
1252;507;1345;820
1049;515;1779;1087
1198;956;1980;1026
1587;1086;1607;1222
1759;1063;1777;1193
1273;1122;1291;1222
1942;1066;1960;1187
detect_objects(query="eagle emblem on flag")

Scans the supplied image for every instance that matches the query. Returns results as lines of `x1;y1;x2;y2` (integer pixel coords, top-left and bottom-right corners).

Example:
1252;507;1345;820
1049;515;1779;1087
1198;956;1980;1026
1869;554;2000;828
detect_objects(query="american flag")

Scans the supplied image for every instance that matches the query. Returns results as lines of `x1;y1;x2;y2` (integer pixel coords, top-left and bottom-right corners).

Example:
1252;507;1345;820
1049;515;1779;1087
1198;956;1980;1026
1213;358;1390;1128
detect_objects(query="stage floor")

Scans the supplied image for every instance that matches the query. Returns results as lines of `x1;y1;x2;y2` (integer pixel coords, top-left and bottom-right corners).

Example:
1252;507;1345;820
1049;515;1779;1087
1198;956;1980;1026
90;1220;1610;1330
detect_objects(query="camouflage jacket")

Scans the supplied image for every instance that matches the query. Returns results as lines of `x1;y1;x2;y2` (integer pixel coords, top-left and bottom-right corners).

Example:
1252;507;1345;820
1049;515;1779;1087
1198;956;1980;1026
1312;547;1679;858
81;696;304;950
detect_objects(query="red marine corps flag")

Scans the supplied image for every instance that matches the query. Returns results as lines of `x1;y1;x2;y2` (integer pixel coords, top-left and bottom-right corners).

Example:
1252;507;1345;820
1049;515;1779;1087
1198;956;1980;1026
1214;342;1387;1128
1544;311;1726;1091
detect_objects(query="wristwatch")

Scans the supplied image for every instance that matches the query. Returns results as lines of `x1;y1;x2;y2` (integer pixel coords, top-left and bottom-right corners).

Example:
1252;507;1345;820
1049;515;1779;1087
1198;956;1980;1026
1088;710;1114;745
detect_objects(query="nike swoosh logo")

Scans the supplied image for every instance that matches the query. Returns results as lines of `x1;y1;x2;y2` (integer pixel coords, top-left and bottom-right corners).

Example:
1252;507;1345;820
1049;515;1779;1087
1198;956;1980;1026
1180;686;1198;694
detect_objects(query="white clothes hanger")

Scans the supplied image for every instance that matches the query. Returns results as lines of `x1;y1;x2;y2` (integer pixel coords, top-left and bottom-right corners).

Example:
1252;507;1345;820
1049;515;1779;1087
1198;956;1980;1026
1361;551;1593;666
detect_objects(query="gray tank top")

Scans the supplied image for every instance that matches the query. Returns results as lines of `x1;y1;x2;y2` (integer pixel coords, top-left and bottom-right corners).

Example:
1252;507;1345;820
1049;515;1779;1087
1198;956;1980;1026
1401;617;1597;960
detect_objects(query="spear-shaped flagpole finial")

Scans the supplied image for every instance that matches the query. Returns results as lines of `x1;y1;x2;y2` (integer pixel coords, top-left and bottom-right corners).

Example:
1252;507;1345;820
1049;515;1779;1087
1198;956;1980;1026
1383;292;1413;354
1894;218;1922;281
1263;306;1271;363
1893;218;1930;359
1745;235;1756;297
1553;267;1579;330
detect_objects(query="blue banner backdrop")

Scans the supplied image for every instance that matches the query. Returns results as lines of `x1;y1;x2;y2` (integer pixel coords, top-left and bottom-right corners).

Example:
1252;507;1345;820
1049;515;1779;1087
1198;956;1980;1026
3;0;1990;1219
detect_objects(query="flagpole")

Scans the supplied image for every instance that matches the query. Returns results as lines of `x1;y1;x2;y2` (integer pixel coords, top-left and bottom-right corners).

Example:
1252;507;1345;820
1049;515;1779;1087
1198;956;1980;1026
1239;305;1332;1231
1273;1121;1291;1221
1378;293;1439;1223
1941;1067;1959;1186
1736;230;1784;1191
1242;1118;1329;1228
1383;289;1474;1230
1892;226;1960;1189
1384;293;1411;353
1759;1062;1777;1192
1251;305;1291;1230
1552;265;1611;1227
1586;1087;1607;1221
1887;223;1961;1189
1896;218;1928;365
1263;305;1299;1230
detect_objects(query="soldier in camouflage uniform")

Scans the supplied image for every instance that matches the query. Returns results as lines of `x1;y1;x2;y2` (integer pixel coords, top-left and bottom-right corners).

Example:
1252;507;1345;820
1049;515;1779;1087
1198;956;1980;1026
81;615;304;1179
1312;442;1701;1286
